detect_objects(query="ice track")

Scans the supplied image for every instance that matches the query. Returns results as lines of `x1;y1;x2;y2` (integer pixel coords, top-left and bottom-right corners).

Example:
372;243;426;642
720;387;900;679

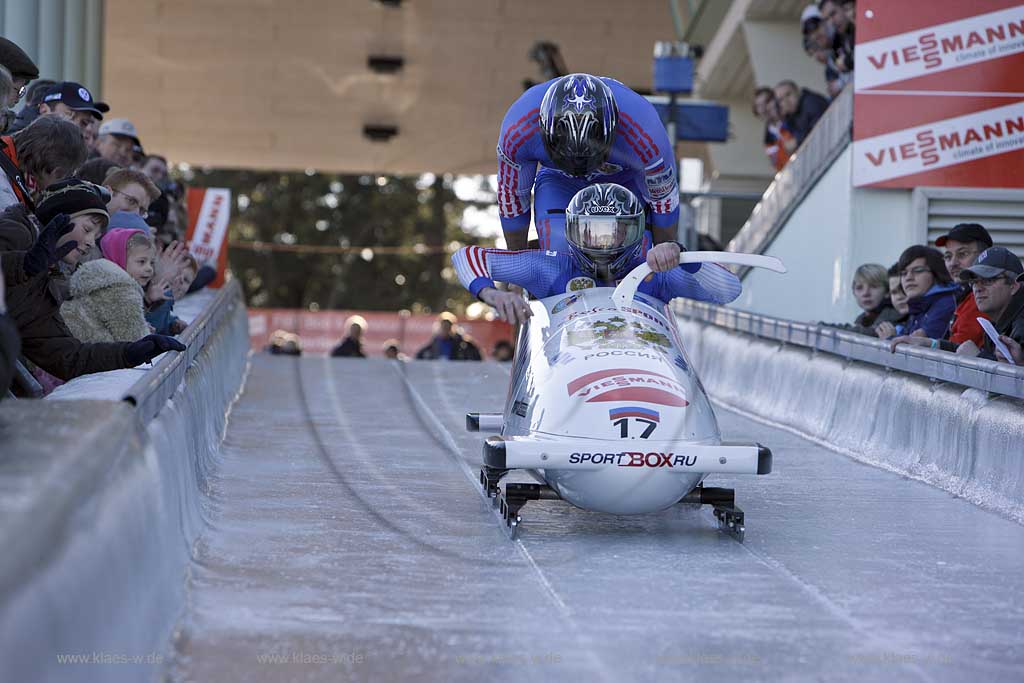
167;356;1024;682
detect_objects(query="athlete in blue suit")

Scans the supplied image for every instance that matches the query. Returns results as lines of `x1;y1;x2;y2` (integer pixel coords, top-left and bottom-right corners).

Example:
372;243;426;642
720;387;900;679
455;184;738;324
497;74;679;252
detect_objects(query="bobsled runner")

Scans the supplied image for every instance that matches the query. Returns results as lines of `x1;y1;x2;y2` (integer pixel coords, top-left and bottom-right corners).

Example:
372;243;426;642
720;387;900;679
466;251;786;541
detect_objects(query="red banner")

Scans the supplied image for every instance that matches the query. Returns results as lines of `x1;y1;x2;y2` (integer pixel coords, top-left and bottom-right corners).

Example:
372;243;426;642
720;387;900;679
248;308;514;359
185;187;232;288
853;1;1024;188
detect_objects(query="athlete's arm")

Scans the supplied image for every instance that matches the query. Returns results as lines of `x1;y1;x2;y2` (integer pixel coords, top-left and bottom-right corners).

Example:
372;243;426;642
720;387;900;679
496;91;543;251
641;245;742;305
452;246;555;325
618;95;680;244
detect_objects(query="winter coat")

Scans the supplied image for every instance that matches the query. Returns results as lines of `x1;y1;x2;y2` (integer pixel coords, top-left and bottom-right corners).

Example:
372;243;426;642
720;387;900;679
0;202;38;252
1;251;131;380
145;297;182;336
59;260;151;343
948;287;987;347
0;311;19;397
823;299;902;337
978;287;1024;361
901;283;958;339
330;337;364;357
415;333;482;361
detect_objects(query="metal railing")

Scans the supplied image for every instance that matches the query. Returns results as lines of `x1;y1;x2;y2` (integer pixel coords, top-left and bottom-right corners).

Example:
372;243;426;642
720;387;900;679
674;299;1024;400
123;279;245;423
727;86;854;274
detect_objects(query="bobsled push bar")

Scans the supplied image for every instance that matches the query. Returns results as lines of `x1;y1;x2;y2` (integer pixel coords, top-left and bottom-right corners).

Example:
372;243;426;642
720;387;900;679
466;413;503;432
611;250;787;310
483;436;772;475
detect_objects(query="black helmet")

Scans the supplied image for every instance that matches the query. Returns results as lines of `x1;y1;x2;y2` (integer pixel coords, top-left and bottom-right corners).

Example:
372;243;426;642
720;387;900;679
539;74;618;177
565;183;645;281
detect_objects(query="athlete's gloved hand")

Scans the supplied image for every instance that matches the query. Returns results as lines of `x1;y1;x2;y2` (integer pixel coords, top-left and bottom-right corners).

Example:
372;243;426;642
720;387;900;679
24;214;75;277
125;334;186;366
480;287;533;325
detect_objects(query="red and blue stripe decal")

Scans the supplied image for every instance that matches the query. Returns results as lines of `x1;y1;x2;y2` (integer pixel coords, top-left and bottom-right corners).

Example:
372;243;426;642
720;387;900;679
608;406;661;422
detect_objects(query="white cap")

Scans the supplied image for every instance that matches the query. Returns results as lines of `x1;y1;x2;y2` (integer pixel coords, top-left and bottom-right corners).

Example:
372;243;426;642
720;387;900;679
801;4;822;23
99;118;140;145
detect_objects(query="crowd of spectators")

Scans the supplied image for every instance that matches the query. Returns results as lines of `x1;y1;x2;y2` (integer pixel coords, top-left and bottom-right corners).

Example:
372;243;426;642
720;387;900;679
0;36;214;398
824;223;1024;365
753;1;855;172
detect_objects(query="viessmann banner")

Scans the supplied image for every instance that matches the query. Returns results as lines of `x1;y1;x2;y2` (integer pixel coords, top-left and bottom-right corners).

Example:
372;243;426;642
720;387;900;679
853;1;1024;188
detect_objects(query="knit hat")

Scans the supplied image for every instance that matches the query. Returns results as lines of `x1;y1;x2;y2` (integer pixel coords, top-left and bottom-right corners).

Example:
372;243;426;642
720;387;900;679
100;228;147;270
107;210;152;235
36;178;110;228
0;37;38;81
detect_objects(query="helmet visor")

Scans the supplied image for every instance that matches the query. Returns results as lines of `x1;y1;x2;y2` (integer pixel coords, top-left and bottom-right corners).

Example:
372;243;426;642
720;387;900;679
566;213;645;260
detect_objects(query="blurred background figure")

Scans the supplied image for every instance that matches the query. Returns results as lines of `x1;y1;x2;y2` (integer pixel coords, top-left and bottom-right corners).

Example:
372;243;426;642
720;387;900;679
330;315;367;357
491;339;514;362
382;338;406;361
266;329;302;356
416;311;481;361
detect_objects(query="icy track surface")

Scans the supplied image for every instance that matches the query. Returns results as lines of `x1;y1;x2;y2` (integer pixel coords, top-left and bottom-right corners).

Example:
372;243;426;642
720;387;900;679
167;356;1024;682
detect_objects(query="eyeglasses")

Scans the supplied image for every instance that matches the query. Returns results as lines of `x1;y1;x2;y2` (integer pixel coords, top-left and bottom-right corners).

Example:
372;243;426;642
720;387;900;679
900;266;932;278
112;188;145;212
16;85;27;101
969;275;1013;289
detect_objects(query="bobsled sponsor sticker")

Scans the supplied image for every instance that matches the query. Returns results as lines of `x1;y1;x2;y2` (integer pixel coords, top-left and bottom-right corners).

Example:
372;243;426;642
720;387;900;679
609;406;659;439
551;293;583;314
566;368;688;407
567;277;595;292
563;305;671;330
569;451;699;468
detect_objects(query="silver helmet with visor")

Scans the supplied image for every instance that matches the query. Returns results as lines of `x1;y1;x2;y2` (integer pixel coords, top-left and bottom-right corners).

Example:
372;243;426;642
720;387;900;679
565;183;646;281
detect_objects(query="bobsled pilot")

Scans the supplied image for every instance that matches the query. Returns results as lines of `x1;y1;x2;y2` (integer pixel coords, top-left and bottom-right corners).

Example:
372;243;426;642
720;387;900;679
497;73;679;251
453;183;741;324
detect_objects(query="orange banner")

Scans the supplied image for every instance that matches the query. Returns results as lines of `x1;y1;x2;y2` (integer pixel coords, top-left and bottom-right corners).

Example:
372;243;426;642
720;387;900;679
248;308;514;359
185;187;232;288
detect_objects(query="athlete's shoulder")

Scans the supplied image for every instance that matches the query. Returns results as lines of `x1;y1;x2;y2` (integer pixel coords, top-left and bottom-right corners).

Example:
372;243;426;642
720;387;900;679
502;80;552;119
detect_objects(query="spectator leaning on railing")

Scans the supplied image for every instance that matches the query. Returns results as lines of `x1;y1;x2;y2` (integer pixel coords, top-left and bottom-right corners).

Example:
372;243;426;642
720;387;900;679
822;263;901;337
956;248;1024;362
887;245;957;347
874;263;910;340
937;223;992;349
0;116;89;216
773;80;829;151
753;87;795;172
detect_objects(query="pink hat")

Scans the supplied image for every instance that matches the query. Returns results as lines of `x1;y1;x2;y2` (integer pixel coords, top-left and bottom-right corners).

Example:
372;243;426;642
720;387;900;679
100;228;146;270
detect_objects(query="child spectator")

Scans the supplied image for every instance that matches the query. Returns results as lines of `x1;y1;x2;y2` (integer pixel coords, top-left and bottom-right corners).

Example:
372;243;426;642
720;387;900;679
887;246;958;351
875;264;910;340
823;263;900;336
2;208;184;382
59;256;151;343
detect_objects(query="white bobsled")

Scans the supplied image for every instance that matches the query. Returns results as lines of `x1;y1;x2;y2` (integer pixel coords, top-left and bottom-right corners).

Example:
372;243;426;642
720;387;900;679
467;252;786;541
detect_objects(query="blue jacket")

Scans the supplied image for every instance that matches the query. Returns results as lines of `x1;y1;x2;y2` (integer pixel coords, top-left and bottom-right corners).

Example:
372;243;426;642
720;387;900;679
901;283;958;339
145;297;182;336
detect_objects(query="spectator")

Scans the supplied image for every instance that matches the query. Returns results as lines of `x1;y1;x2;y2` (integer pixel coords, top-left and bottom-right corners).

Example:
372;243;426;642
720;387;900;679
141;154;170;186
143;238;191;335
996;335;1024;364
8;78;55;135
820;0;855;73
935;223;993;349
59;244;151;345
492;339;514;361
96;118;141;167
104;167;160;218
170;254;198;304
415;312;482;360
0;37;39;122
875;264;910;340
108;210;152;235
888;245;958;349
36;81;109;141
957;248;1024;361
0;116;89;214
2;203;183;382
0;66;19;133
382;339;405;360
753;87;794;171
825;263;900;336
801;6;849;97
331;315;367;357
0;258;19;397
773;80;830;149
267;330;301;356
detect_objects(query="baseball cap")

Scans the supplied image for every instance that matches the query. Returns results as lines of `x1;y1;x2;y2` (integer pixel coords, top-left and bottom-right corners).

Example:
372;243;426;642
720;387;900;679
42;81;110;119
935;222;994;248
959;246;1024;281
99;118;141;146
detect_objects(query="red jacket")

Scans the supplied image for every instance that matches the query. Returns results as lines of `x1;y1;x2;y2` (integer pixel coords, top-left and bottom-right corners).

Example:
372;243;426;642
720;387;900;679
949;289;987;347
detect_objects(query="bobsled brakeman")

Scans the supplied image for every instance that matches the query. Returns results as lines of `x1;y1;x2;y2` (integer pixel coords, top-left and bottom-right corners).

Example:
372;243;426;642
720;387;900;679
454;183;786;541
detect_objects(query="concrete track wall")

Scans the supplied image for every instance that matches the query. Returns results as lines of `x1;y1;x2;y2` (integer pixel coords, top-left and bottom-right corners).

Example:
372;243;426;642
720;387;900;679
678;318;1024;524
0;289;249;683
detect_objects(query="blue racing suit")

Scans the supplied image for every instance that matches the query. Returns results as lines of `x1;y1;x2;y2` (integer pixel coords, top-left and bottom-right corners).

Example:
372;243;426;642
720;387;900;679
452;246;741;305
497;77;679;252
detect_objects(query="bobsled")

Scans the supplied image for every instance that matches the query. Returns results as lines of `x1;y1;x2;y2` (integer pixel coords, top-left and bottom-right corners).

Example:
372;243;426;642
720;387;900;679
467;252;786;541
